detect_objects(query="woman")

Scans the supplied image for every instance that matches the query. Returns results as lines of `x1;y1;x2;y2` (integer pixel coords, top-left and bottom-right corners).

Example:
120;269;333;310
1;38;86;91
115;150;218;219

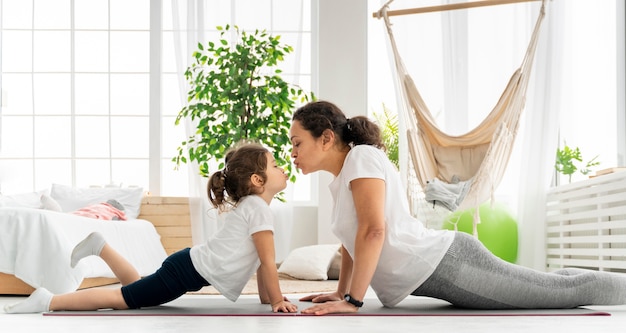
290;100;626;316
5;142;297;314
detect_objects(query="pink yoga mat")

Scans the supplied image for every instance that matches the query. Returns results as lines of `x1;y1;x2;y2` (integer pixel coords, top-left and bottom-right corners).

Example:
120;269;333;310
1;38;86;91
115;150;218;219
42;297;611;317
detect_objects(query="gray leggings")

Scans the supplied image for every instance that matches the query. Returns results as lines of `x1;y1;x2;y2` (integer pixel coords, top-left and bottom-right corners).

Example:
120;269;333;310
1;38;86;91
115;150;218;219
412;232;626;309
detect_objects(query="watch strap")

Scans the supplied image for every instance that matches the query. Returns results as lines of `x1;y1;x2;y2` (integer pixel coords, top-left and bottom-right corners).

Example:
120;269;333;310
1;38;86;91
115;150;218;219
344;294;364;308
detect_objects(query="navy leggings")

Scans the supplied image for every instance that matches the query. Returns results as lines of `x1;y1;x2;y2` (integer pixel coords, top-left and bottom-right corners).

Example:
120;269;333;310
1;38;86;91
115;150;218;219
121;248;209;309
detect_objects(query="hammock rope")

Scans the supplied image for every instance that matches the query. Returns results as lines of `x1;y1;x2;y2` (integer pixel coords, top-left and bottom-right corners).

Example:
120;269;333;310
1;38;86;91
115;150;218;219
379;0;547;234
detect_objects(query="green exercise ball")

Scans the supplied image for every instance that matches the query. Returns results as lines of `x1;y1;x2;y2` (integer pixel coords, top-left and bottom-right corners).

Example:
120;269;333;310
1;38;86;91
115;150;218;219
442;203;518;263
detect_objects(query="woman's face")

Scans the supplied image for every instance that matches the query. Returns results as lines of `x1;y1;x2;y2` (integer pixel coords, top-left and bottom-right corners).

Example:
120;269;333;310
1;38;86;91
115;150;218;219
289;120;325;175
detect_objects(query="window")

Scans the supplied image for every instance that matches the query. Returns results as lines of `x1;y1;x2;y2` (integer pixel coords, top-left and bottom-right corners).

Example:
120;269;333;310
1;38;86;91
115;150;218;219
1;0;151;193
0;0;313;201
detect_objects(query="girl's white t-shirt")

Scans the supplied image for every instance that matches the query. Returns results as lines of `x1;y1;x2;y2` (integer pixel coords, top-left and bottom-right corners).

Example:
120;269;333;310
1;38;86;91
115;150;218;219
329;145;454;307
190;195;274;301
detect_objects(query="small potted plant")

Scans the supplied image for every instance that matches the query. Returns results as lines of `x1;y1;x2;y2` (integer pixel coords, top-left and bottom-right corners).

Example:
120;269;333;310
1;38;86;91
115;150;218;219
554;142;600;184
174;24;315;185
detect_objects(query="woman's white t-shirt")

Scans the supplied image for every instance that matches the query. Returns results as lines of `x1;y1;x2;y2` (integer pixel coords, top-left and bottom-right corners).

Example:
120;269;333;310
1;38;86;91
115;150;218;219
329;145;454;307
189;195;274;301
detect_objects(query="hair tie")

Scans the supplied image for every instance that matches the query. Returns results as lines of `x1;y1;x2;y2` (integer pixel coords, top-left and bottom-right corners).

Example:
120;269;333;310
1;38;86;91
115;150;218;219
345;118;352;132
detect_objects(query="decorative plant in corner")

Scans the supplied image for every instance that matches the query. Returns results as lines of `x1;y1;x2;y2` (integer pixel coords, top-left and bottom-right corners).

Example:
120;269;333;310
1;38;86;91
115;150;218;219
174;25;315;186
554;142;600;184
373;104;399;169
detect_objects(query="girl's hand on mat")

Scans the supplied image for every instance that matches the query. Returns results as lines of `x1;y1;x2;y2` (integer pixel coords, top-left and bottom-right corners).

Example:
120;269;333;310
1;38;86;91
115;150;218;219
272;300;298;313
299;291;342;303
300;300;358;316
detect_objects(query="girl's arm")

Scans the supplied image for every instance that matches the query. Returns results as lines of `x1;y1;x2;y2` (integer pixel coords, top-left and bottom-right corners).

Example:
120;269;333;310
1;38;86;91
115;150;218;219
252;230;297;313
301;178;386;315
256;267;270;304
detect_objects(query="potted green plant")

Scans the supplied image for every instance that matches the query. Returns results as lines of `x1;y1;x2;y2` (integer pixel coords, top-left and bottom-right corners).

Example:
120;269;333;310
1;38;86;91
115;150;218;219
554;142;600;184
173;24;315;184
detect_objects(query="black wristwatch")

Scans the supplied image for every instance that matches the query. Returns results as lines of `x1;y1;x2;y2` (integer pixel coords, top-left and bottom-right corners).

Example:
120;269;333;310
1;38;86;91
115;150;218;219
344;294;364;308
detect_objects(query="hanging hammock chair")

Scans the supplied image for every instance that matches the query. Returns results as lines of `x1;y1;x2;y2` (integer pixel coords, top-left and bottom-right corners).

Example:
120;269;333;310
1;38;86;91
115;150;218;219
376;0;547;232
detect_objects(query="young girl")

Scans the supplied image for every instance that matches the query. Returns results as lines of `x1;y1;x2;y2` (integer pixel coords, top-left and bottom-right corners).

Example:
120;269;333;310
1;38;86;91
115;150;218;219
289;100;626;315
5;142;297;314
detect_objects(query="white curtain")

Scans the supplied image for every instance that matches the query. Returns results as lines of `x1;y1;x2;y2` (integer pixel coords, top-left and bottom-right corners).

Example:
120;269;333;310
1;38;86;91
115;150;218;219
515;1;622;270
168;0;304;262
169;0;214;246
515;1;563;270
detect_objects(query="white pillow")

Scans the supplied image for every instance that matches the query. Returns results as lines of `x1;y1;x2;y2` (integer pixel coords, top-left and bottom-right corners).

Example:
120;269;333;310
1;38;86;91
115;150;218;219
40;194;63;212
49;184;144;219
278;244;341;281
0;190;48;208
327;248;342;280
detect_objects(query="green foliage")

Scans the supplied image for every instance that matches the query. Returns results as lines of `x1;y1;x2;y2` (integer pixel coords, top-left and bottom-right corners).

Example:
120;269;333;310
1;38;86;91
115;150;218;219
554;143;600;183
173;24;315;183
373;104;399;169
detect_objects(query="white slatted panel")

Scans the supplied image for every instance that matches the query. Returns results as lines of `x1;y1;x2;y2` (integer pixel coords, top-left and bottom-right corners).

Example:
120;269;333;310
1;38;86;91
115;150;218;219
545;171;626;273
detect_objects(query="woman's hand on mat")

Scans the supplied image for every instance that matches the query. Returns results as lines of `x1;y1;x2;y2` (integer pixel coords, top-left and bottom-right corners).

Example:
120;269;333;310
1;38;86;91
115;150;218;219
300;300;358;316
271;299;298;313
299;291;342;303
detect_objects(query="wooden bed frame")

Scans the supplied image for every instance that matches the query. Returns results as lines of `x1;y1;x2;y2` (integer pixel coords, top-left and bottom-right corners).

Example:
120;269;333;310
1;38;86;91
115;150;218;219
0;196;193;295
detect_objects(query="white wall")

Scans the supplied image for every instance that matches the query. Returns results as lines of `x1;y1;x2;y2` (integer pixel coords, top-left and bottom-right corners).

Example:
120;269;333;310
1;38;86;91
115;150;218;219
314;0;368;244
285;0;368;250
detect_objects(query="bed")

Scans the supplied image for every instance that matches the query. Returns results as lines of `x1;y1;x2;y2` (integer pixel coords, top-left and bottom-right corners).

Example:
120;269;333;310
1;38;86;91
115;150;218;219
0;189;192;295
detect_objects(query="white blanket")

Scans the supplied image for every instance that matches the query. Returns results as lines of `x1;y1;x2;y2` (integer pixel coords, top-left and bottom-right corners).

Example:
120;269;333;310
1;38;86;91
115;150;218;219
0;207;167;294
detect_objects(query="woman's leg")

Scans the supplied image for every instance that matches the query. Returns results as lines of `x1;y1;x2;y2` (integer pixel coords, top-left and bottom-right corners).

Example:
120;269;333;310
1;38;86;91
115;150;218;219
71;232;140;285
412;232;626;309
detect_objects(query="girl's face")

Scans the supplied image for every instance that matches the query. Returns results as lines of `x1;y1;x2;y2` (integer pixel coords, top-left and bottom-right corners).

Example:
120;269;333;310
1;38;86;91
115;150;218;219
289;120;325;175
264;152;288;195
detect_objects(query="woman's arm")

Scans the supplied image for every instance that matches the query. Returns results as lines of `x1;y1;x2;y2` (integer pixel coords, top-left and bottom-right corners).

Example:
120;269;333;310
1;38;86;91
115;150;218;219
252;230;297;313
347;177;386;300
302;177;386;315
336;245;353;296
299;244;352;303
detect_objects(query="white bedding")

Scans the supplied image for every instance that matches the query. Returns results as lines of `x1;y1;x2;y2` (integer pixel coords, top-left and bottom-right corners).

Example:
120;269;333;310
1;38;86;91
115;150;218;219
0;207;167;294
